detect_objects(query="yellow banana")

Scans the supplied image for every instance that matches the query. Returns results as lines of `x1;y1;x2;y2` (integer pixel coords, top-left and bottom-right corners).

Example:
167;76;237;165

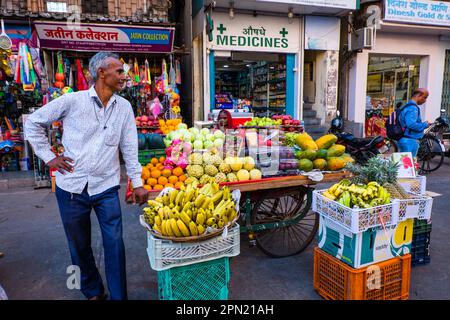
161;220;167;236
177;220;191;237
211;191;223;204
153;224;162;234
196;213;205;225
165;219;175;237
180;212;191;225
154;216;162;226
206;217;216;226
189;221;198;236
169;190;178;204
170;218;182;237
194;194;206;208
197;224;205;235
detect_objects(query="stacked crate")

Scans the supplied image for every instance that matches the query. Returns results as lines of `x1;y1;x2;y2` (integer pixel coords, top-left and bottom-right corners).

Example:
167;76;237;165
411;218;432;266
146;223;240;300
312;179;433;300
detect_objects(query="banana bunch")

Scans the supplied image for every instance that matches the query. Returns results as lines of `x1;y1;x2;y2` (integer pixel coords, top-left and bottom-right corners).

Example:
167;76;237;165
323;180;391;209
143;182;238;238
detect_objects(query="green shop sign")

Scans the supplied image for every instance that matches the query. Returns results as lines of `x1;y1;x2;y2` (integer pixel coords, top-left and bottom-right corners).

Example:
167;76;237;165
210;12;300;53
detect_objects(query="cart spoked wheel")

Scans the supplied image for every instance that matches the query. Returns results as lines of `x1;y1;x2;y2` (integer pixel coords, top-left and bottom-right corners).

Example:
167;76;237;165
250;187;318;258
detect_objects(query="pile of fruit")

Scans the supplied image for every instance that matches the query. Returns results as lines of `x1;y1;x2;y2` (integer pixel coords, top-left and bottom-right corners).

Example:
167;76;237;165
143;182;238;238
164;126;225;151
185;150;262;185
295;133;354;172
272;115;302;130
323;179;391;209
279;147;298;171
141;156;187;191
159;119;183;135
243;117;282;127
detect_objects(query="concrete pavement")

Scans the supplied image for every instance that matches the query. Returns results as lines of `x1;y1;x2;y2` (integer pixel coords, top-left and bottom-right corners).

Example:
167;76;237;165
1;162;450;300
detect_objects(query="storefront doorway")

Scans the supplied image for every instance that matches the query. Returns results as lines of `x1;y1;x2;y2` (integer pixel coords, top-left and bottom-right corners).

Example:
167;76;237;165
213;51;289;118
365;55;421;136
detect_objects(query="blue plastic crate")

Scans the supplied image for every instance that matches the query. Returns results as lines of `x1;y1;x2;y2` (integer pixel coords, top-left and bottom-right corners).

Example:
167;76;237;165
157;257;230;300
411;231;431;266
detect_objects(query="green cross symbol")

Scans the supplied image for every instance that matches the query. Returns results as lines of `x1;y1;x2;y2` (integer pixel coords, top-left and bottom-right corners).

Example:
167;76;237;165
279;27;288;38
217;23;227;35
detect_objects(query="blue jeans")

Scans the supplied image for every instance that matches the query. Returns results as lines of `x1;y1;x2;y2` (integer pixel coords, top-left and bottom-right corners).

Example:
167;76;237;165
397;137;419;157
55;185;127;300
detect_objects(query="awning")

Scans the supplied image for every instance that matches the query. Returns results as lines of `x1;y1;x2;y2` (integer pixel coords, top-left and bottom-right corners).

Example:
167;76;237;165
212;0;358;16
33;21;175;53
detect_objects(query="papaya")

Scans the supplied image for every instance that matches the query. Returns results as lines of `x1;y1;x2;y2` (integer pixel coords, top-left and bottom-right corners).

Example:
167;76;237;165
313;159;327;170
327;144;346;158
298;159;314;172
295;150;306;160
315;134;338;150
339;153;355;164
326;157;347;171
316;149;328;159
295;132;318;151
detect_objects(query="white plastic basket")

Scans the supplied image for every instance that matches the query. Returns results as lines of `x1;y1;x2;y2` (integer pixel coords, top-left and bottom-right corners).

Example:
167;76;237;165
398;176;426;195
312;189;400;234
147;223;241;271
397;193;433;222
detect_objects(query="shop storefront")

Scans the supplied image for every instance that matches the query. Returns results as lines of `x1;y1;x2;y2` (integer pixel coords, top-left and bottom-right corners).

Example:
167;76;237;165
347;0;450;137
189;0;358;126
1;20;179;187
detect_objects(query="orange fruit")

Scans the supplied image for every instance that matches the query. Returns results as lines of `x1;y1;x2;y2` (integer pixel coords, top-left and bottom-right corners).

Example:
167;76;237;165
143;185;152;191
154;184;164;191
172;167;183;177
159;156;165;164
168;176;178;184
151;158;159;166
158;176;168;186
156;163;164;170
162;169;172;178
141;167;150;180
175;182;183;189
165;183;175;189
178;174;187;183
147;178;158;187
151;170;161;179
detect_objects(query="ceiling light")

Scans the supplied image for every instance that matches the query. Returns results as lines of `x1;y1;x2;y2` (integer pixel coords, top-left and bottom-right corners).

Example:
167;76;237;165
229;1;235;19
288;7;294;24
246;64;251;67
223;65;229;68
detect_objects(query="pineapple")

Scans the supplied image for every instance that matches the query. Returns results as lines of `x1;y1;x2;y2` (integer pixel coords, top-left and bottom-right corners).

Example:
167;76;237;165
346;156;411;199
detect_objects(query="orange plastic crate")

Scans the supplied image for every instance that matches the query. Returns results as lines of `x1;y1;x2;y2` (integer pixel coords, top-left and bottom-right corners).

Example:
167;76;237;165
313;247;410;300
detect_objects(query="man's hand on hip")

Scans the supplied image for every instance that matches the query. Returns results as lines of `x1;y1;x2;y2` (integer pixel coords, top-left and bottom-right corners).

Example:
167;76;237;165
131;187;149;206
47;156;75;174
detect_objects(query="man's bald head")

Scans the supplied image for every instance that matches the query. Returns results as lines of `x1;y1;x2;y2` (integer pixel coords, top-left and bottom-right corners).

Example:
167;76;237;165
412;88;429;105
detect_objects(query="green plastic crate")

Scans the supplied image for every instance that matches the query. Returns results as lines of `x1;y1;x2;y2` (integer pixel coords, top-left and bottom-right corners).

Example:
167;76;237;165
413;218;432;235
157;257;230;300
138;149;166;166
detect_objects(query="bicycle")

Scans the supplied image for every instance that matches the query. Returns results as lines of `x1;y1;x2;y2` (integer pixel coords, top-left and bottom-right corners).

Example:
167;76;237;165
417;109;449;174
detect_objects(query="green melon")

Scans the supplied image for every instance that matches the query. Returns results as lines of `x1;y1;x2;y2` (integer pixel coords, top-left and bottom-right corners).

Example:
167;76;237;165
298;159;314;172
303;149;317;161
146;133;165;149
138;133;147;150
316;149;328;159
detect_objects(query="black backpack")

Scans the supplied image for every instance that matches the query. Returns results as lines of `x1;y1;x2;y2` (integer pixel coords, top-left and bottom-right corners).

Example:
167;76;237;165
386;104;410;140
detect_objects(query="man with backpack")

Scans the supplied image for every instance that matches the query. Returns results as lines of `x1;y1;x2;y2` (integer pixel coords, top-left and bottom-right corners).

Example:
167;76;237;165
386;88;430;157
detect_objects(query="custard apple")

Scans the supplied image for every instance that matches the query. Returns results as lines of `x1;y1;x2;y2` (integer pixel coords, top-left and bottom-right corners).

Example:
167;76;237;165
202;152;214;165
215;172;227;184
186;164;204;179
200;174;214;185
188;153;203;165
227;173;238;182
211;154;223;167
204;164;218;176
219;162;232;174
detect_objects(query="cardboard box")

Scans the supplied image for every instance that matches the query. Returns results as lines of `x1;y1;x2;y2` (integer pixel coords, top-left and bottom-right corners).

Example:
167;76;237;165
318;215;413;268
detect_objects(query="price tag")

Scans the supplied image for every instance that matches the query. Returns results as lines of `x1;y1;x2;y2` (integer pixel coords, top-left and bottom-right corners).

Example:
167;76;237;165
222;226;228;239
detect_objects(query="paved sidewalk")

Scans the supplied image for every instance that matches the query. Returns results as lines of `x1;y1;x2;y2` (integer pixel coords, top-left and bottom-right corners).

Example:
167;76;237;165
1;163;450;300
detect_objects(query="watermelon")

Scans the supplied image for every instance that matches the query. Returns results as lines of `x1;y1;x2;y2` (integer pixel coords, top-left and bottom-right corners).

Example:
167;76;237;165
146;133;165;149
137;133;147;150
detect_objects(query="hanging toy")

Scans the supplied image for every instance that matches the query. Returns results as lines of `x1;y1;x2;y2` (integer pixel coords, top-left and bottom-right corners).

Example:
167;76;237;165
62;86;73;94
145;59;151;85
175;58;181;84
54;52;65;88
76;59;89;91
30;47;48;91
133;58;139;85
0;48;11;77
150;97;163;119
162;58;170;94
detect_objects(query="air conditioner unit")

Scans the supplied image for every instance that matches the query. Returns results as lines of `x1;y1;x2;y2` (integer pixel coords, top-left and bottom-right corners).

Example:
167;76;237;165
349;27;374;51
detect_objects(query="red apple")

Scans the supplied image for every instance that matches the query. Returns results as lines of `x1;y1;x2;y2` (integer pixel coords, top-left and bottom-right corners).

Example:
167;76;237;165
141;115;149;122
136;116;142;122
136;120;140;126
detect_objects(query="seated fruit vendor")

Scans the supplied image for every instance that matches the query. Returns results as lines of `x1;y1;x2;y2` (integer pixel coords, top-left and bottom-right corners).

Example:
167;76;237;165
24;52;148;300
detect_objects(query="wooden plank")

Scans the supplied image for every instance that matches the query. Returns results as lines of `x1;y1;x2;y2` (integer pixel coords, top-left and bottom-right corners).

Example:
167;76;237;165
144;172;350;200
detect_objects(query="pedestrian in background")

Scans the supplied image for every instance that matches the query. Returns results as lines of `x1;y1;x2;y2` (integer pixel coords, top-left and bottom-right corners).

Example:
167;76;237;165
25;52;148;300
397;88;430;157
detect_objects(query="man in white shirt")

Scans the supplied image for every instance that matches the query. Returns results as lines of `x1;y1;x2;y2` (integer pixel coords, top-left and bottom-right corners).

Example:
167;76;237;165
25;52;148;300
